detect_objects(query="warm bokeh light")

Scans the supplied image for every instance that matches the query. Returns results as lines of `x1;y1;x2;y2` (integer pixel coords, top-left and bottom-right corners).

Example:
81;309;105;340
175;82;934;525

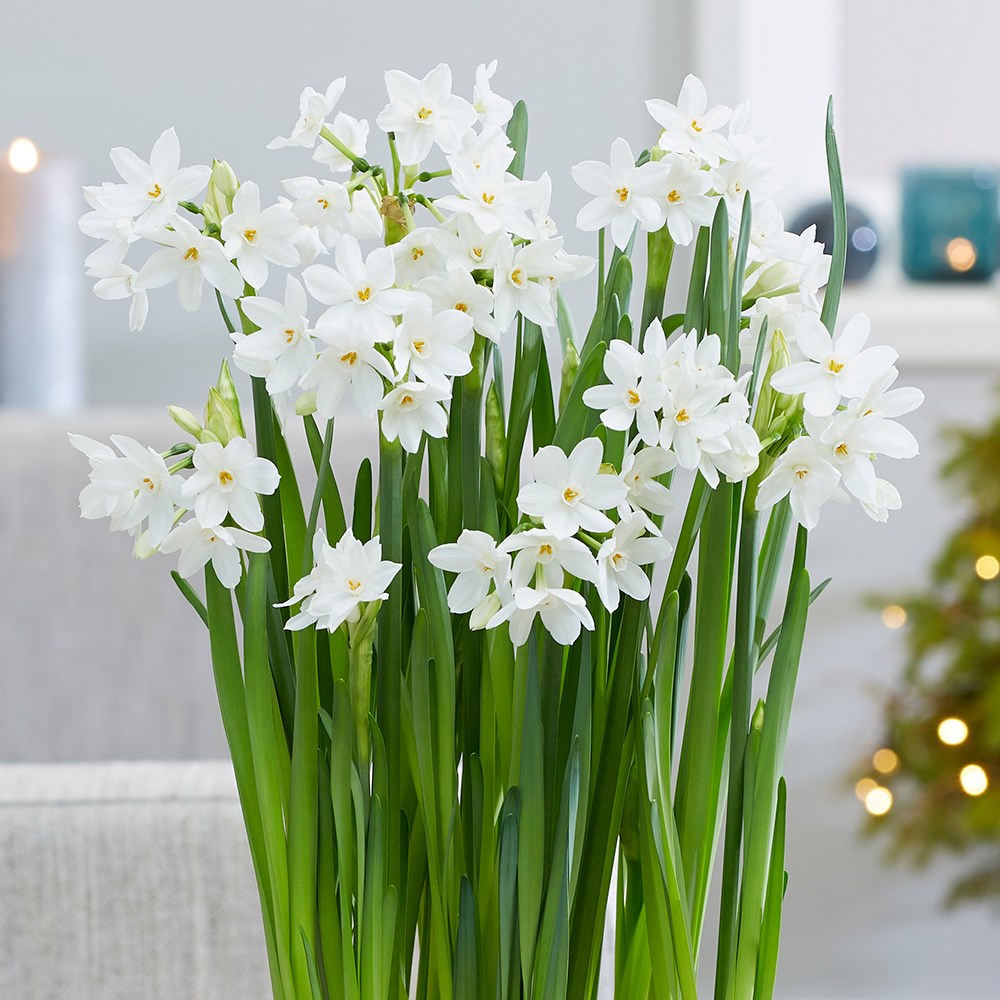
937;717;969;746
855;777;878;801
959;764;989;796
881;604;907;629
873;748;899;774
7;137;39;173
864;786;893;816
975;554;1000;580
946;236;977;272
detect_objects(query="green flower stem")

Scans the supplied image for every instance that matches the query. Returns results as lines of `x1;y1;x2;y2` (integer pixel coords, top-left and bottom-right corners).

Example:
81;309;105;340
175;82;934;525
319;124;372;174
640;227;676;334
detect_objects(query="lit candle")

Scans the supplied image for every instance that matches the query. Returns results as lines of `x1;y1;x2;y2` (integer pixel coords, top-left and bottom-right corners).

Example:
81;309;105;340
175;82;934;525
0;138;83;410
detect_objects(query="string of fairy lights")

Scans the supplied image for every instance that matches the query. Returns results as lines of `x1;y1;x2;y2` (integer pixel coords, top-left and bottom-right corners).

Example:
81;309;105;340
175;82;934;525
859;553;998;816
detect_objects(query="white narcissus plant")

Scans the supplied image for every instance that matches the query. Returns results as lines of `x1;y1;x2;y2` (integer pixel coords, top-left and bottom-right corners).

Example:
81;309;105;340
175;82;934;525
72;62;923;1000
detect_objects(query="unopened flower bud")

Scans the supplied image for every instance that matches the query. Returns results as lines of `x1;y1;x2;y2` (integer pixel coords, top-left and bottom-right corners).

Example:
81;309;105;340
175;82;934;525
559;337;580;411
599;461;618;477
203;159;239;226
214;360;245;437
204;387;243;446
294;391;318;416
168;405;203;439
485;381;507;495
752;328;798;441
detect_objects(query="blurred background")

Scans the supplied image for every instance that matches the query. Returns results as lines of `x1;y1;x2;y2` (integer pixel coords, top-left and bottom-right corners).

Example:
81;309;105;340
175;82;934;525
2;0;999;997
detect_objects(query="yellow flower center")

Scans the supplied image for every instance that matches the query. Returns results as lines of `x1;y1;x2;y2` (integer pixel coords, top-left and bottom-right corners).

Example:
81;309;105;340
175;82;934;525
539;543;553;556
472;246;484;260
675;408;690;424
340;351;357;366
412;339;426;354
835;442;849;459
147;183;162;199
347;578;363;592
690;118;703;132
794;467;809;480
612;552;625;567
357;286;372;302
481;192;496;205
141;476;155;492
284;328;296;344
626;389;641;405
510;268;524;286
454;302;469;312
317;197;330;210
243;228;257;243
417;107;434;120
183;246;199;261
411;247;424;260
615;186;630;203
562;487;580;503
218;470;234;486
826;358;845;374
400;394;414;406
667;189;682;204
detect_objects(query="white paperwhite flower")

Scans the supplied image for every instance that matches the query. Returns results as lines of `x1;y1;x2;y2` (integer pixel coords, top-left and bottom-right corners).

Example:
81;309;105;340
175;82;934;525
92;264;149;332
528;171;560;240
437;159;536;238
645;75;736;165
492;237;577;331
658;155;718;246
583;331;666;444
770;312;898;417
517;438;627;539
429;216;503;273
861;478;902;523
392;228;448;286
620;442;676;518
283;176;382;247
846;369;923;459
220;182;301;290
417;267;502;342
701;416;762;486
303;235;423;342
97;128;210;228
755;435;842;529
745;224;830;311
138;216;244;310
233;276;316;394
713;146;777;214
268;79;346;149
804;408;883;504
572;137;669;250
376;64;477;164
182;438;280;533
380;381;450;453
282;529;402;633
160;520;271;589
452;126;516;175
661;329;733;390
659;368;733;472
473;60;514;127
80;184;142;275
312;112;369;172
596;513;672;612
301;325;394;420
73;434;184;545
428;529;511;614
393;297;474;386
487;586;594;648
500;529;599;588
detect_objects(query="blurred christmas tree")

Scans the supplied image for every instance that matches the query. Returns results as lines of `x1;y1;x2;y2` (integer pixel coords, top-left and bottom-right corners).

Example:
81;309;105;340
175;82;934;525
856;406;1000;906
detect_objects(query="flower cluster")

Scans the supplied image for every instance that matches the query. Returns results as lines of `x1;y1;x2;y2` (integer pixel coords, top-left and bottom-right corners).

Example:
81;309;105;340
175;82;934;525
70;431;278;588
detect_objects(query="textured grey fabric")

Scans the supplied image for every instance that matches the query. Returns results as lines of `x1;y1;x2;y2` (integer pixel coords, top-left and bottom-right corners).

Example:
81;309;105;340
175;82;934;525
0;408;376;764
0;761;269;999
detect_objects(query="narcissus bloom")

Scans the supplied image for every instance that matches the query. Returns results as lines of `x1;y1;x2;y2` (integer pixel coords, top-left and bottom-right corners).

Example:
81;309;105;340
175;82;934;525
393;297;474;386
302;325;394;419
517;438;627;539
220;181;301;290
312;112;369;172
500;529;599;589
755;435;842;530
583;336;666;444
161;520;271;589
380;381;450;453
417;267;502;342
770;312;898;416
646;75;735;165
138;216;244;310
283;529;402;632
268;79;346;150
97;128;210;228
472;60;514;128
376;64;477;164
488;586;594;647
596;513;672;611
429;529;511;614
183;438;280;532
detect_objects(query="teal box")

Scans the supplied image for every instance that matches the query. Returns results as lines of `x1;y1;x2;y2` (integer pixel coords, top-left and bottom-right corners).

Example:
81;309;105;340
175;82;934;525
901;168;999;281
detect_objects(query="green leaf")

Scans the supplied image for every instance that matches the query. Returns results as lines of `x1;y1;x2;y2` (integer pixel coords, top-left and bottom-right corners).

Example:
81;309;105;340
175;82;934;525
506;101;529;180
755;779;788;1000
532;338;556;450
820;97;847;334
303;414;347;541
683;228;710;334
726;193;753;372
503;319;542;511
640;227;676;334
552;340;607;451
353;457;373;542
497;794;520;1000
170;571;207;626
454;876;478;998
